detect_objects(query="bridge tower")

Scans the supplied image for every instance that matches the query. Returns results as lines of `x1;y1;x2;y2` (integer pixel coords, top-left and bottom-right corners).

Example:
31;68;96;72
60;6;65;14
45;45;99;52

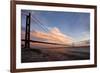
25;13;31;48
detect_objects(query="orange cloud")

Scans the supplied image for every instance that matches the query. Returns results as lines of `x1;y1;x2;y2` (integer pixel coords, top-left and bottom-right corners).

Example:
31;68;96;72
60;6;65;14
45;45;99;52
31;27;74;45
21;31;25;39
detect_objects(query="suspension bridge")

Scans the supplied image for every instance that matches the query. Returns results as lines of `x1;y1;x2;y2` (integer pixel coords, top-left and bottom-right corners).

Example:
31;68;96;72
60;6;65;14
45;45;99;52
21;12;70;49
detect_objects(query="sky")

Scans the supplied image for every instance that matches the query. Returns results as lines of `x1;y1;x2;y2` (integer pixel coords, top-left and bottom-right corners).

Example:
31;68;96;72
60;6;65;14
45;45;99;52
21;9;90;44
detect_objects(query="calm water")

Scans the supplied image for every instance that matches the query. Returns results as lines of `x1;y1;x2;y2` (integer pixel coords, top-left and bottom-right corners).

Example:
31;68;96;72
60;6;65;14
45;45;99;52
21;46;90;63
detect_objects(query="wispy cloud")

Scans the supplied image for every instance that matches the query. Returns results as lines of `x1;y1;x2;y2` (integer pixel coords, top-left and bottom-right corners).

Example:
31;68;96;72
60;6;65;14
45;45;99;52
74;31;90;43
21;31;25;39
31;27;74;45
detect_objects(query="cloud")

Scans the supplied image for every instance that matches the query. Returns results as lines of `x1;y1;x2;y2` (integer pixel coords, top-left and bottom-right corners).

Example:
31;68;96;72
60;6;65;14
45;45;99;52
31;27;73;45
21;31;25;39
78;32;90;41
21;26;26;31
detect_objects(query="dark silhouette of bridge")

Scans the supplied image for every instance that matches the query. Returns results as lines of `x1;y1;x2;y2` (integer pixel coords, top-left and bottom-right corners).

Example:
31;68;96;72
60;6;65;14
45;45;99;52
21;12;69;48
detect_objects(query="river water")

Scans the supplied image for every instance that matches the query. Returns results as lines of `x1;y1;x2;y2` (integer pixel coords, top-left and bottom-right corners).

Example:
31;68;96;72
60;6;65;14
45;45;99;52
21;46;90;63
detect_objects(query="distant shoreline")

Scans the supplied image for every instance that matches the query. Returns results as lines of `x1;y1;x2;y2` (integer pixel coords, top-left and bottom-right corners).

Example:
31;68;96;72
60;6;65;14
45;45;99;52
66;46;90;48
41;46;90;49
